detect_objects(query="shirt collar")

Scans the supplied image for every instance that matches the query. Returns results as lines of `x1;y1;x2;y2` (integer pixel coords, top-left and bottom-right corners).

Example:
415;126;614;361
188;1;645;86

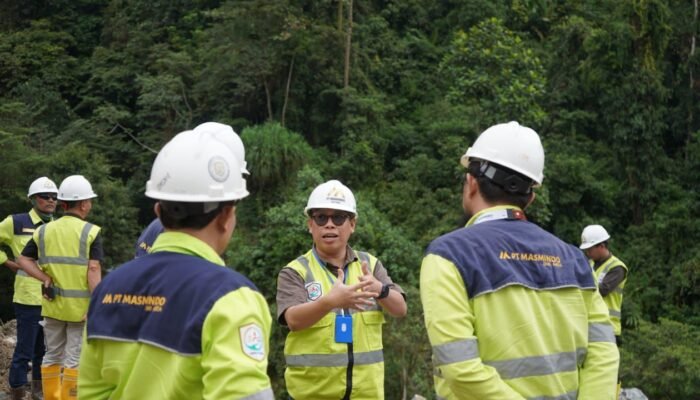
466;205;525;227
311;244;358;269
28;208;46;224
150;231;225;266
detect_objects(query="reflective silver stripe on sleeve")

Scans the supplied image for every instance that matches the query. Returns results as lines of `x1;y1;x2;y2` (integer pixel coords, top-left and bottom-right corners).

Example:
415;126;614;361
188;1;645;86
54;287;91;298
239;387;274;400
528;390;578;400
37;225;46;260
17;269;28;277
285;349;383;367
609;309;621;318
484;349;586;380
295;256;315;285
432;339;479;366
588;323;616;343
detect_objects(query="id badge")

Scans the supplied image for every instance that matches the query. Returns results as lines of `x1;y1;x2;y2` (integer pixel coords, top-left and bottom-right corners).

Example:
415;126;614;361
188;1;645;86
335;314;353;343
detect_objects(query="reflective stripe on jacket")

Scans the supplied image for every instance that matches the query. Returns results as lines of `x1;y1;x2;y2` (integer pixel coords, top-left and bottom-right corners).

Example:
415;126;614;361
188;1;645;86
283;249;386;400
593;255;628;336
36;215;100;321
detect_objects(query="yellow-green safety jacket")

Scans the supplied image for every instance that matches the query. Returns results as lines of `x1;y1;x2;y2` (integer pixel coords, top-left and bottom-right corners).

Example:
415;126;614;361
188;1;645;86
592;255;627;336
283;249;386;400
0;209;49;305
79;232;273;400
421;206;619;400
35;215;100;322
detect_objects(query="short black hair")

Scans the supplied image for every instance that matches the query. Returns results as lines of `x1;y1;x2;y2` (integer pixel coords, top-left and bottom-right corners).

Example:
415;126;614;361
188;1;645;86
467;161;533;209
159;200;238;230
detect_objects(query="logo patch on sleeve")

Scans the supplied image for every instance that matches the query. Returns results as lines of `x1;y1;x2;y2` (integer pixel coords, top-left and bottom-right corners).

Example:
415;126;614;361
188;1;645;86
240;323;265;361
305;282;322;301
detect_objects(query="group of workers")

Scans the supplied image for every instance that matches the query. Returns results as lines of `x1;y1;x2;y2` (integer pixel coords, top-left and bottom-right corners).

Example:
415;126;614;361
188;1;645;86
1;120;627;400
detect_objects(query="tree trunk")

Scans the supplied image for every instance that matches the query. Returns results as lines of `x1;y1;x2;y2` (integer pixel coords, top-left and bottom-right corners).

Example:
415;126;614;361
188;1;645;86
343;0;353;89
281;56;295;126
264;79;273;121
687;0;698;161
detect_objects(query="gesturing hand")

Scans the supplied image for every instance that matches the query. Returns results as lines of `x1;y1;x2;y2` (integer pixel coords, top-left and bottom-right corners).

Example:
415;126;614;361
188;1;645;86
358;260;382;295
325;268;378;311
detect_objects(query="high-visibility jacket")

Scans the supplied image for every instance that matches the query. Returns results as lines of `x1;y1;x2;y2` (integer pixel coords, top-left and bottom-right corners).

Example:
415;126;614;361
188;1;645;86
79;232;273;400
0;209;49;305
35;215;100;322
421;206;619;400
592;255;627;336
283;249;386;400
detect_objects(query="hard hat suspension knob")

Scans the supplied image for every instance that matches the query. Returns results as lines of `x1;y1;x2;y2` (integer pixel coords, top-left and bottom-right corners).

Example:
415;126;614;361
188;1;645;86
472;161;535;194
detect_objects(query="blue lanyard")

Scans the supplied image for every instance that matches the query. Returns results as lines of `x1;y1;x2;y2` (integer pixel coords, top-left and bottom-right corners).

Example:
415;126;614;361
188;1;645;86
312;247;348;286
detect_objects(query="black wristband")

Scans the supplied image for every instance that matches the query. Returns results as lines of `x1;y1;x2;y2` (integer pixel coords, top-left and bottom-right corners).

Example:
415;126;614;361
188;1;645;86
377;284;391;300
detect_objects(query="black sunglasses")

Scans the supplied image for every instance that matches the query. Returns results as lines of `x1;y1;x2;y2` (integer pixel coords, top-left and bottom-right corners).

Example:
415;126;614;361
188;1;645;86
36;193;58;201
311;213;351;226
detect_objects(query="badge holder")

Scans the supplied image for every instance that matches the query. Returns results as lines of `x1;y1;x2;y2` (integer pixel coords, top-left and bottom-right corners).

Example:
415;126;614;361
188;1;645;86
335;311;353;343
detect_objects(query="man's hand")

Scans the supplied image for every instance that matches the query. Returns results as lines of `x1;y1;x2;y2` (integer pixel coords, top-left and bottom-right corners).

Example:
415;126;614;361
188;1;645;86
324;268;377;311
42;278;55;301
358;260;383;296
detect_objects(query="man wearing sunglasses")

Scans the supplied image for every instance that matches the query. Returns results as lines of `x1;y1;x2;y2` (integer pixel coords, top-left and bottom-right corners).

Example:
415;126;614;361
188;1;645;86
420;122;619;399
277;180;407;400
1;177;58;400
18;175;103;400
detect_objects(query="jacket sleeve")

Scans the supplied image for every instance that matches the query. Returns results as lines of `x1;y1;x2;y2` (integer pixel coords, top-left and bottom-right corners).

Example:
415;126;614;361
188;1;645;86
0;216;13;264
201;287;274;400
420;253;525;399
577;290;620;399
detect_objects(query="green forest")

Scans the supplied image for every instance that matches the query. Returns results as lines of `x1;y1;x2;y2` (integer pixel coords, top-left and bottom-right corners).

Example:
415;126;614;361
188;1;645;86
0;0;699;398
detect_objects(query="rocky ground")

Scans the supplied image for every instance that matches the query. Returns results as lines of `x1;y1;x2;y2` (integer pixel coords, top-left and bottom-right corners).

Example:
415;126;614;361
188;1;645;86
0;319;17;397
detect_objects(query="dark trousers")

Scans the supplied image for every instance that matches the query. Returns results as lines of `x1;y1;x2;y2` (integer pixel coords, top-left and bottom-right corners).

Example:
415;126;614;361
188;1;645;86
8;303;45;388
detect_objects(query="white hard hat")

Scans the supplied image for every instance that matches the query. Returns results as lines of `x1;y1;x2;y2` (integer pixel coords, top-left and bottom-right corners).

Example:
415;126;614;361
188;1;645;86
193;122;249;175
461;121;545;185
145;129;249;202
27;177;58;197
58;175;98;201
580;224;610;249
304;180;357;216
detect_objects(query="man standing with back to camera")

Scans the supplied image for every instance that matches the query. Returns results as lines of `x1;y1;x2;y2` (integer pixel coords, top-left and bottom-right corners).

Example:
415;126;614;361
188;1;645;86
78;127;273;399
420;121;619;399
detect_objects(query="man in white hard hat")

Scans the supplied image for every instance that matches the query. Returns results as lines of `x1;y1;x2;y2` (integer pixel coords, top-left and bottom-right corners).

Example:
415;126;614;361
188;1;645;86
1;177;58;400
18;175;103;400
276;180;407;399
420;121;619;399
78;129;273;399
580;224;628;343
133;121;249;258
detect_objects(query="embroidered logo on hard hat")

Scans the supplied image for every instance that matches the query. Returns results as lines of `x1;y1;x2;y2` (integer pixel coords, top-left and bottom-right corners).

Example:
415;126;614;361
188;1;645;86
305;282;322;301
326;186;345;203
240;323;265;361
208;156;230;182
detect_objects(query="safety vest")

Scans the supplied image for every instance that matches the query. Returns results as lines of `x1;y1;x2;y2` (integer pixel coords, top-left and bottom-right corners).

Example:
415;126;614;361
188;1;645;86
424;206;618;400
283;249;386;400
35;215;100;322
592;255;627;336
0;209;49;305
81;232;273;399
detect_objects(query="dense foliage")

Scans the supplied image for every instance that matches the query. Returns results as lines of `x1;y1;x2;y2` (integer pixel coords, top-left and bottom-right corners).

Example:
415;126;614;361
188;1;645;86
1;1;698;398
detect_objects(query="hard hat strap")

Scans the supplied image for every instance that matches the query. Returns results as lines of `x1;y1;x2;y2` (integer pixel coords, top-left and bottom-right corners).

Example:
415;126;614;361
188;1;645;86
477;161;534;194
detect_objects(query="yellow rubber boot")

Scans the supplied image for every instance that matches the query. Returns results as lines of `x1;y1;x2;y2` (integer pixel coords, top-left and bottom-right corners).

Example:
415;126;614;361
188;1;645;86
41;365;62;400
61;367;79;400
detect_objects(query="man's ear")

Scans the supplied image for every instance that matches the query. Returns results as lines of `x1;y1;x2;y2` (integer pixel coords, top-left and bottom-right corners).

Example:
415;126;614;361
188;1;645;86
217;205;236;232
154;202;161;219
466;174;479;198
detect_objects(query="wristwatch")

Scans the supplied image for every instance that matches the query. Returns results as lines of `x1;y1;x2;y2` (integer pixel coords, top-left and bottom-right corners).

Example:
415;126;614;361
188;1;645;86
377;284;391;300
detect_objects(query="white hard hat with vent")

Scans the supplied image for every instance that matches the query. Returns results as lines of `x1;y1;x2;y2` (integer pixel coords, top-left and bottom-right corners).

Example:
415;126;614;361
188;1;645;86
28;177;58;197
58;175;98;201
145;129;249;203
580;225;610;249
193;122;249;175
461;121;545;185
304;180;357;216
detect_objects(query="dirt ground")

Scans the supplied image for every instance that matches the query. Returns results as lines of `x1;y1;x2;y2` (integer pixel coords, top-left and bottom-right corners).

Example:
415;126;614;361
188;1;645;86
0;319;17;396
